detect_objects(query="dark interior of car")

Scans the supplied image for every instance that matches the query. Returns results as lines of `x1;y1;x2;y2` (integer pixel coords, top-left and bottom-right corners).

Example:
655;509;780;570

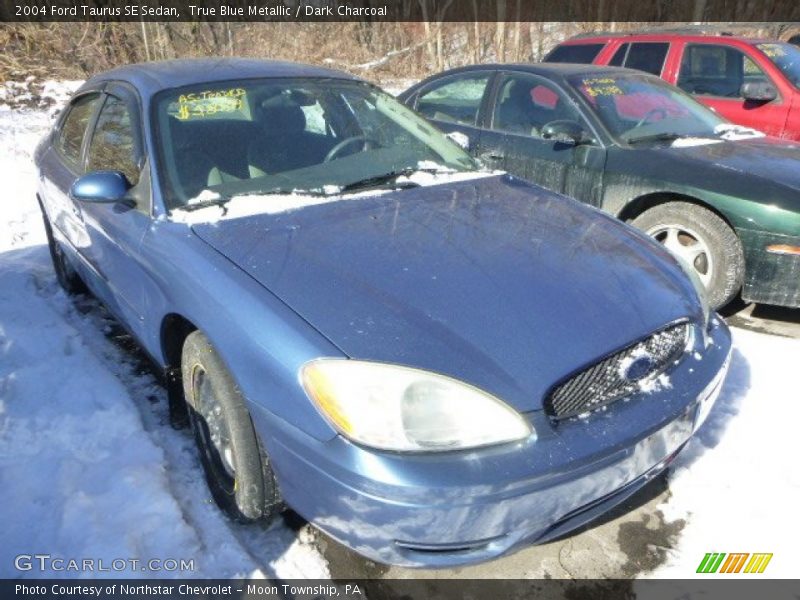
166;94;338;199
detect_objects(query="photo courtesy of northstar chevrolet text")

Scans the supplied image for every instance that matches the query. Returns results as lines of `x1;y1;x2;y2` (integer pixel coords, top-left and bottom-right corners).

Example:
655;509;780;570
0;0;799;596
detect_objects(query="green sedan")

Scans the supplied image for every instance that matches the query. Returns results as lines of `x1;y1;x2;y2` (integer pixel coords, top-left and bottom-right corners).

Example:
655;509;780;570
400;64;800;310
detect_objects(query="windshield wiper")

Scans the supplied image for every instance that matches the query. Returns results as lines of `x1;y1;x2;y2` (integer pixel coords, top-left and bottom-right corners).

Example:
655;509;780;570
180;195;231;212
340;166;454;194
340;169;421;194
180;188;329;212
623;132;688;145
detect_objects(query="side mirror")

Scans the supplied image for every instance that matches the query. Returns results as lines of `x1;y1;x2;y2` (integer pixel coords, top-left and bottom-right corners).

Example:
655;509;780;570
70;171;132;205
741;81;777;102
541;120;588;145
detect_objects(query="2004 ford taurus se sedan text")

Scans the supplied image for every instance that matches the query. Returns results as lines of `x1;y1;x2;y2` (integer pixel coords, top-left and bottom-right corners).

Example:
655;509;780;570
34;58;731;567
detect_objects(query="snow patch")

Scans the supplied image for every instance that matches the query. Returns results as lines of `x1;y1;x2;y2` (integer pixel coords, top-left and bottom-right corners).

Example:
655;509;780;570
653;328;800;578
0;101;330;579
0;78;83;117
714;123;765;141
671;137;722;148
171;168;497;225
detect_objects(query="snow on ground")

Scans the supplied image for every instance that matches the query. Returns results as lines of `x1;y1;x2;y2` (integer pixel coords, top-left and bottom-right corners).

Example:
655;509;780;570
1;82;799;581
0;99;329;579
0;78;83;116
652;327;800;578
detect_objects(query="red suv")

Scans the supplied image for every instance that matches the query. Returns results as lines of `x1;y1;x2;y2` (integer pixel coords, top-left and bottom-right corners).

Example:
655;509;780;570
546;33;800;140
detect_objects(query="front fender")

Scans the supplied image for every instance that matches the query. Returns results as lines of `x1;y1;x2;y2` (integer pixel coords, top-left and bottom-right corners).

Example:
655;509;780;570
137;219;345;442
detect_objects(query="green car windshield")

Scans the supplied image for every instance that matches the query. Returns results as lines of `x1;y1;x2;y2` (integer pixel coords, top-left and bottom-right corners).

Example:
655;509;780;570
757;42;800;88
152;78;477;208
567;72;728;144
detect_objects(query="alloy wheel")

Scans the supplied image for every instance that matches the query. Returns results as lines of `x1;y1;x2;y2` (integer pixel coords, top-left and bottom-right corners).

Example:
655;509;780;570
647;224;714;287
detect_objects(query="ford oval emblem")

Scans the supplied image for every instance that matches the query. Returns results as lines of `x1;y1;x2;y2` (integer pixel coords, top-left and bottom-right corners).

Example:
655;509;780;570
624;356;656;382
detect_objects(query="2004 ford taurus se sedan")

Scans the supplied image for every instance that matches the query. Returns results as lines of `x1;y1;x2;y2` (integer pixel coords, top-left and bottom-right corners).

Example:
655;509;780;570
35;59;731;567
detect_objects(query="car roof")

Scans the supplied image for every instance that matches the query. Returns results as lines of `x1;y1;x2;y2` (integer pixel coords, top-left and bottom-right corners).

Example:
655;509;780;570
82;58;360;96
560;32;774;45
414;62;646;84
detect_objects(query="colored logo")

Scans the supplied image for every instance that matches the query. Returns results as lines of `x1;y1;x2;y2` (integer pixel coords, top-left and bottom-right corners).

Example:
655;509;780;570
696;552;773;574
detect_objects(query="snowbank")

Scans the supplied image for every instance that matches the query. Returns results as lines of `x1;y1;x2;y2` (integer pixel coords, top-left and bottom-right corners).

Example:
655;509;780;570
0;105;329;579
652;327;800;578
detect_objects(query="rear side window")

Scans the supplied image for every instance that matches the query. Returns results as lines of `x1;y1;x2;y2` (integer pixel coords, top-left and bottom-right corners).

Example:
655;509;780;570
546;43;605;64
609;44;629;66
621;43;670;76
57;94;100;166
87;95;140;185
416;74;490;126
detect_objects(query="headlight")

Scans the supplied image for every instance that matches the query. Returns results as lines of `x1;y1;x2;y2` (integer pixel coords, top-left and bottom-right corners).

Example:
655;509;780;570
301;359;533;452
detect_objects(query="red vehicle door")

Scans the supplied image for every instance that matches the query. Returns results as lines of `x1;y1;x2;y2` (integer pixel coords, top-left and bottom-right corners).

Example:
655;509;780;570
669;41;790;138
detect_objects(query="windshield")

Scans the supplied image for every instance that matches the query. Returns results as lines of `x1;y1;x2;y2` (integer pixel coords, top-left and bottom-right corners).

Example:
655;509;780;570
567;72;728;143
152;78;477;208
757;42;800;88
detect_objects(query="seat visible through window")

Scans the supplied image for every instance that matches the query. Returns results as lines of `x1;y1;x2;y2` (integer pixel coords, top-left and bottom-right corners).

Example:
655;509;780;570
247;97;333;177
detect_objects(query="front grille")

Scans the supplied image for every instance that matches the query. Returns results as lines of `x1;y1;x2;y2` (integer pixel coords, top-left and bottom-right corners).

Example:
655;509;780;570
546;322;690;419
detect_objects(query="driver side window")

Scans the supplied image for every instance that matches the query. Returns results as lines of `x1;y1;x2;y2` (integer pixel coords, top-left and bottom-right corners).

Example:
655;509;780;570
491;74;582;138
57;94;101;168
86;95;140;185
677;44;770;99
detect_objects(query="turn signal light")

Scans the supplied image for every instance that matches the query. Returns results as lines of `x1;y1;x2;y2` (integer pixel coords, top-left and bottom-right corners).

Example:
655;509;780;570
765;244;800;256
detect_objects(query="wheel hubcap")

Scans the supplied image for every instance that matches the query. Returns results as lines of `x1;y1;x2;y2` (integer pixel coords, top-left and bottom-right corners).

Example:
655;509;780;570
193;369;236;477
647;224;713;287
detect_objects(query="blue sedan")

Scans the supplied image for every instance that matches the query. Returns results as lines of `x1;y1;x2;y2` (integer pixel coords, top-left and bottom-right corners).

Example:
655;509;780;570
34;58;731;567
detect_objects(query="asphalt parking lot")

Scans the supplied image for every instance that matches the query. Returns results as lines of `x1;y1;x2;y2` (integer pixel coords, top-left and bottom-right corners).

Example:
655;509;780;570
314;303;800;581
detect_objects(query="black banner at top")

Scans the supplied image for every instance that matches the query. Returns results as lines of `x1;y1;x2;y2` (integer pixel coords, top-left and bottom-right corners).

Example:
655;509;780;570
2;0;800;23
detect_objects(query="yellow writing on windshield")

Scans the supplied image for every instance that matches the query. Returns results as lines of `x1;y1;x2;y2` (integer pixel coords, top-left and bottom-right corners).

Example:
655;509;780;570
176;88;247;120
582;78;623;97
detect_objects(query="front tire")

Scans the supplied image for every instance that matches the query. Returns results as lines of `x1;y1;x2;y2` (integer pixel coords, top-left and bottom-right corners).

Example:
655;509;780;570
181;330;280;523
38;200;86;295
631;202;744;309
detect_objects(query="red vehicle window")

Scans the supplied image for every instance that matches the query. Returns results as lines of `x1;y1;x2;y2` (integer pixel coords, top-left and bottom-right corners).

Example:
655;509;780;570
545;43;605;64
677;44;769;98
615;42;670;76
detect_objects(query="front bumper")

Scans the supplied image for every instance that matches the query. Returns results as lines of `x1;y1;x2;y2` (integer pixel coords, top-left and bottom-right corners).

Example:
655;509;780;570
739;229;800;308
253;317;732;567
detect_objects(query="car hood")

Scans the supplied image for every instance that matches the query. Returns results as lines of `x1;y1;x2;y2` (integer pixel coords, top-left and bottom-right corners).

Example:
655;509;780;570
191;176;699;412
663;136;800;194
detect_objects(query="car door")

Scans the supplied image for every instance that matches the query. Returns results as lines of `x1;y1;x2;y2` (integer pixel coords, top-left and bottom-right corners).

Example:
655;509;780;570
478;71;607;206
38;91;103;277
80;83;153;338
409;71;494;154
675;42;790;137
